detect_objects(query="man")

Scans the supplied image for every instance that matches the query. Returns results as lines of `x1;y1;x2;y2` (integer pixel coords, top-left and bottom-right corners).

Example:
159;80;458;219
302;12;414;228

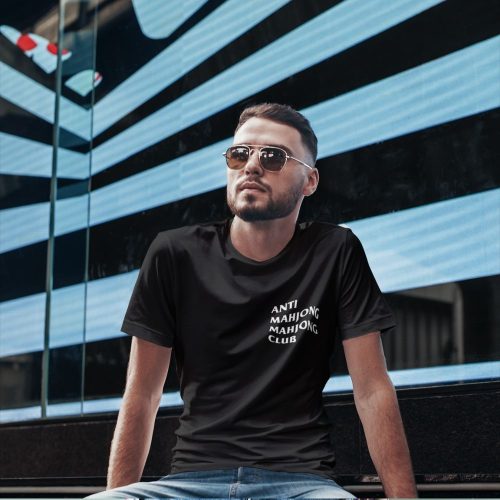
87;103;417;498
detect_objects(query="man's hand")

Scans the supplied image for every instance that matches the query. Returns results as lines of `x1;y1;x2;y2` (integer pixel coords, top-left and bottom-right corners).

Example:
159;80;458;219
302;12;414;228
106;337;172;490
343;331;418;498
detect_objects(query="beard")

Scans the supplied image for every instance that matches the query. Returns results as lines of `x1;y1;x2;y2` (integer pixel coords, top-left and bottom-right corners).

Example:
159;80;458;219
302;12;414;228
227;181;303;222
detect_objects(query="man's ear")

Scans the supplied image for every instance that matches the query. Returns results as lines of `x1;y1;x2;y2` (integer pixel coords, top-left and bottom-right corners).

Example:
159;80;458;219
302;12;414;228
304;167;319;196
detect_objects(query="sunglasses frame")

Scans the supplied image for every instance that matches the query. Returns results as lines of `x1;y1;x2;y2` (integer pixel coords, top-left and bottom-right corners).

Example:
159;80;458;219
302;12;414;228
223;144;314;173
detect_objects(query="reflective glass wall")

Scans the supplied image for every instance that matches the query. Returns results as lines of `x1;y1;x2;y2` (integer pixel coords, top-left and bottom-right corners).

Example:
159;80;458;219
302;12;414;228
1;0;499;423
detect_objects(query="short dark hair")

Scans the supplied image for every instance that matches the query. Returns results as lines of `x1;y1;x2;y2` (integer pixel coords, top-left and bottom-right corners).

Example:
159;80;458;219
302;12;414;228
235;103;318;164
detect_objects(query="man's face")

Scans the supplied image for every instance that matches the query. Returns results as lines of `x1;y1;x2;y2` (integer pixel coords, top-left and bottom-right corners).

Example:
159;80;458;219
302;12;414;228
226;117;315;222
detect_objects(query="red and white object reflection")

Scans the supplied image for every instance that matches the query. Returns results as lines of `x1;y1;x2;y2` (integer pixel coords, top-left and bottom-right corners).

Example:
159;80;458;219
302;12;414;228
0;24;71;73
65;69;103;96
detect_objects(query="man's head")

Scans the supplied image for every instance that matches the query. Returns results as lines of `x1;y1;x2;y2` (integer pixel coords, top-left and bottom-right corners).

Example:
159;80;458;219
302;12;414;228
226;103;319;222
235;103;318;165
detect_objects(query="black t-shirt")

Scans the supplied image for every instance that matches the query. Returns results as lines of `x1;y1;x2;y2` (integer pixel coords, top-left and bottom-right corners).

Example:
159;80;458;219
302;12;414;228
121;217;396;479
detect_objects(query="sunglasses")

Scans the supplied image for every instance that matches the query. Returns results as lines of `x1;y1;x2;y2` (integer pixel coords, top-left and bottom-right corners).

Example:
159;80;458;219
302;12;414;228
223;145;313;172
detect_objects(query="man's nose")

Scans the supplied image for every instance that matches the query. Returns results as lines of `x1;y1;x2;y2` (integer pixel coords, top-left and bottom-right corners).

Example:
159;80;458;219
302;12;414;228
243;149;263;175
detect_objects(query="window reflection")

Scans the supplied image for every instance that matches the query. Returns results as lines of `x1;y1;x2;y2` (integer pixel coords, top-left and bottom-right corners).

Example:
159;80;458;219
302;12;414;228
1;0;499;422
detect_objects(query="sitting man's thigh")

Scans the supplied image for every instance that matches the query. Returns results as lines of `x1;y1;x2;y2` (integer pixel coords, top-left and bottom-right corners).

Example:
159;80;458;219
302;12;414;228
85;476;229;499
238;478;355;499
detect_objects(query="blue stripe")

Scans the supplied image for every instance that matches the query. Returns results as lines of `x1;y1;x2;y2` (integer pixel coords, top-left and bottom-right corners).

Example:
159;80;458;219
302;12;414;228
0;132;87;178
132;0;208;40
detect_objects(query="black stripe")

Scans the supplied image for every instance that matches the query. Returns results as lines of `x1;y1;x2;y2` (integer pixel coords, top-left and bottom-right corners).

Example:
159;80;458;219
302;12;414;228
84;337;179;399
0;176;91;210
0;174;50;209
0;350;41;406
2;107;498;302
1;0;57;32
0;97;53;146
1;239;47;301
305;107;500;223
91;0;500;189
0;335;181;404
0;334;181;404
0;97;90;153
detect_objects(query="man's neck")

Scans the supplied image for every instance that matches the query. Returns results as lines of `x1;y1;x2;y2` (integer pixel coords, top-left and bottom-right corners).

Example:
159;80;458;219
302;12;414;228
229;215;298;262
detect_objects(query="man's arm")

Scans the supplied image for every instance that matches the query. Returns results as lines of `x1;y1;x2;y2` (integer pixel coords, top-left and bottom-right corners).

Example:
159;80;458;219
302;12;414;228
343;331;418;498
106;336;172;489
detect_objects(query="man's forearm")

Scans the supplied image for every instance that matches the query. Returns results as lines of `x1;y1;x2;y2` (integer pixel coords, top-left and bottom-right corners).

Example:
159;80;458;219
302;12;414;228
355;382;417;498
106;391;160;489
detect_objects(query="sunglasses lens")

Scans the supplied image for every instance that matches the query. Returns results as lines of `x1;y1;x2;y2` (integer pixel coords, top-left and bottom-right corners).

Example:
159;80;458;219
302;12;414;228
260;147;287;171
225;146;249;169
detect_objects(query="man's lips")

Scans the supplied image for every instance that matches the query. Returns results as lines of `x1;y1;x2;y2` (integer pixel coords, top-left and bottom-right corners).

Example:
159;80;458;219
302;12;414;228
239;182;267;192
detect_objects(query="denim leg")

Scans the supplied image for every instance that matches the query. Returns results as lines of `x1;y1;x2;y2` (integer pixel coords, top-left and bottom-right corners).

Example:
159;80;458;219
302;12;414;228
228;467;356;499
237;483;356;499
247;478;356;499
85;469;236;499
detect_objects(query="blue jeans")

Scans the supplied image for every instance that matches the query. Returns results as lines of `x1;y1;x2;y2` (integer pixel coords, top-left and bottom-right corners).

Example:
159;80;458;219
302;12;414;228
85;466;356;499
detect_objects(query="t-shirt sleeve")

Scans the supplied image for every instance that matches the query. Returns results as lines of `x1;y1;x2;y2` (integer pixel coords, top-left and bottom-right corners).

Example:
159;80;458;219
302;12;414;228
121;234;176;347
337;228;396;340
